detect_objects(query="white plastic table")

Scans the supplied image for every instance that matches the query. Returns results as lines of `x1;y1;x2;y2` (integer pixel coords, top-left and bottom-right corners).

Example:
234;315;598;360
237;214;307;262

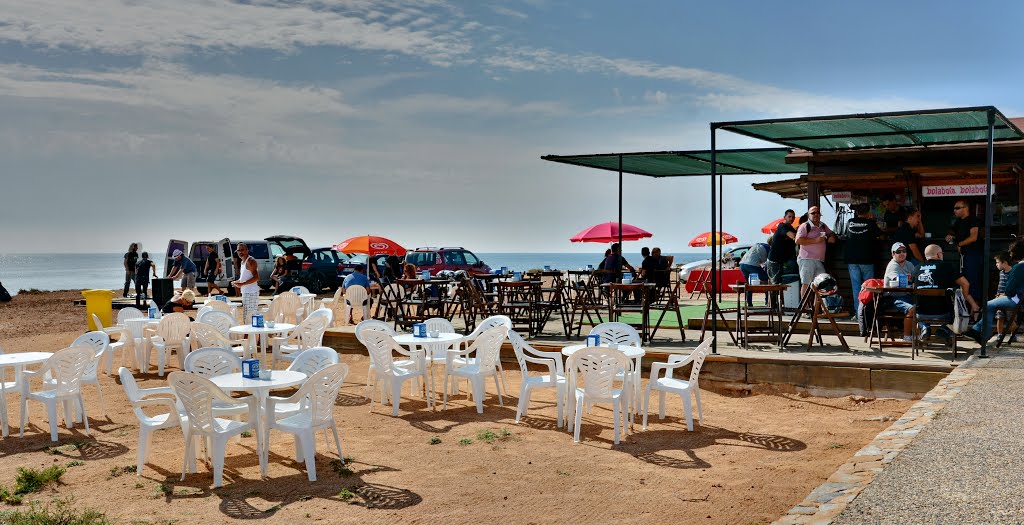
210;370;307;476
229;323;295;367
124;318;162;372
392;332;466;409
562;344;646;431
0;352;53;437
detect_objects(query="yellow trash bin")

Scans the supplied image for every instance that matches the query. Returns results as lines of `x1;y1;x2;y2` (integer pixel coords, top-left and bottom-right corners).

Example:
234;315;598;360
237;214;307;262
82;289;115;331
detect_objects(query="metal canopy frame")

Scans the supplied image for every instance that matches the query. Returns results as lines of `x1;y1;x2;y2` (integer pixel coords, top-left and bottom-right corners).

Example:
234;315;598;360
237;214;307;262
711;106;1007;357
540;147;805;258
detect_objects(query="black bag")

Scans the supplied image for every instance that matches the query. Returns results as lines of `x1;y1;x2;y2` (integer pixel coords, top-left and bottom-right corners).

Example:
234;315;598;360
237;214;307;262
0;281;11;302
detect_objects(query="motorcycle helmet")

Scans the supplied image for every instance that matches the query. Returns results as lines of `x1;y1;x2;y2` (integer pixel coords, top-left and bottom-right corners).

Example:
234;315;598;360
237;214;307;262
812;273;838;296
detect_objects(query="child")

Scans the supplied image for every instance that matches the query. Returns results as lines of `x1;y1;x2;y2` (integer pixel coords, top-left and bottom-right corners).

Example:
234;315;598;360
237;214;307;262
994;251;1015;338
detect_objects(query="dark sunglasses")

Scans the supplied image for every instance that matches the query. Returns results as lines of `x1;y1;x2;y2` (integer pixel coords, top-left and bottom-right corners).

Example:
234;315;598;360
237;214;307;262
809;212;821;216
953;206;966;210
894;249;907;254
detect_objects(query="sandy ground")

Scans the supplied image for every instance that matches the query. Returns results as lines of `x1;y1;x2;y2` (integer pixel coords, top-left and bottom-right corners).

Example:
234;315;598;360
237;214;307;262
0;291;912;524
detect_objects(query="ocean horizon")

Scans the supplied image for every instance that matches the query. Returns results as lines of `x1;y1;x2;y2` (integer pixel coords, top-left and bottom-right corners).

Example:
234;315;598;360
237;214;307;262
0;252;711;294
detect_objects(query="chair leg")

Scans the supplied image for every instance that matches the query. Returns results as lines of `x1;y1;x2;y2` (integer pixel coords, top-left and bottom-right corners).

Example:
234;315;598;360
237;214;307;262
47;401;59;442
181;431;193;481
694;388;703;424
612;398;621;445
555;385;564;429
493;375;504;407
391;382;402;417
138;427;152;475
573;395;583;443
682;393;694;431
330;422;343;459
300;431;317;481
658;391;666;419
79;394;90;436
212;436;227;488
95;383;105;417
515;384;528;423
642;386;651;430
442;371;450;410
472;377;484;414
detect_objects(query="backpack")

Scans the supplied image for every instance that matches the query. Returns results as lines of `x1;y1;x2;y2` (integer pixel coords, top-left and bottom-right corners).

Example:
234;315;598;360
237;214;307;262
859;278;885;305
952;288;971;334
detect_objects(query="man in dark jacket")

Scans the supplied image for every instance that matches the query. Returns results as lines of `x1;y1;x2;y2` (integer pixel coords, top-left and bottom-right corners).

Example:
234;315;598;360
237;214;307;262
845;203;881;318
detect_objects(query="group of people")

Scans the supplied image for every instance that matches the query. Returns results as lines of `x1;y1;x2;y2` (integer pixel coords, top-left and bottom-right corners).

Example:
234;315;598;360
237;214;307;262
596;243;674;288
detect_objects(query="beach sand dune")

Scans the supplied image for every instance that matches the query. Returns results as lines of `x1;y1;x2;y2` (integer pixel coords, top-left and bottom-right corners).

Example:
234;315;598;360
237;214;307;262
0;291;910;524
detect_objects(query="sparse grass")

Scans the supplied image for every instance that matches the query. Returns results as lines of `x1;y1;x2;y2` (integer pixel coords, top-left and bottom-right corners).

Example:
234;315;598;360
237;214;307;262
829;443;846;449
133;482;145;489
458;438;473;446
477;428;513;444
240;431;253;438
337;489;356;502
152;483;172;498
330;459;353;477
66;460;85;468
108;465;137;479
428;437;442;445
46;442;86;456
0;497;110;524
557;470;571;477
13;465;66;497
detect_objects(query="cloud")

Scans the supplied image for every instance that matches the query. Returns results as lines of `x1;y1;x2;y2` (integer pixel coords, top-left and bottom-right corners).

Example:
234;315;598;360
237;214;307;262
490;5;529;19
644;90;669;104
0;0;474;66
378;93;566;117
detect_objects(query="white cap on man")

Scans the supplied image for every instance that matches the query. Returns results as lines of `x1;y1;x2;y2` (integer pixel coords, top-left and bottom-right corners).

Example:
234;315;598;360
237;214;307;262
172;249;183;258
890;242;906;253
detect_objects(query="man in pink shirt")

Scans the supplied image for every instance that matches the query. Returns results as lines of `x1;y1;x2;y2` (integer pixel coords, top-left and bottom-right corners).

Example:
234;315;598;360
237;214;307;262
794;205;837;298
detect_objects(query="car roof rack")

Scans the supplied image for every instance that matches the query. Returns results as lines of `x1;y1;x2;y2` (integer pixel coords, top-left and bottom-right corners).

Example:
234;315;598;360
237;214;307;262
439;247;464;250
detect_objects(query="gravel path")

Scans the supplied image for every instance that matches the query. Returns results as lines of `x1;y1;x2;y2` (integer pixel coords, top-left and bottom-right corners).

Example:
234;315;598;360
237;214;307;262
834;349;1024;524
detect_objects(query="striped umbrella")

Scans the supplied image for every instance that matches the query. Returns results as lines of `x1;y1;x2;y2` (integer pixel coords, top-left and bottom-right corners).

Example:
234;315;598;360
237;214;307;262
688;231;738;247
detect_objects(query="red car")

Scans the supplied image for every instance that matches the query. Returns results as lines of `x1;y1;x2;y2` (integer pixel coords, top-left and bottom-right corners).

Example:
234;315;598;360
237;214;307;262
404;247;492;276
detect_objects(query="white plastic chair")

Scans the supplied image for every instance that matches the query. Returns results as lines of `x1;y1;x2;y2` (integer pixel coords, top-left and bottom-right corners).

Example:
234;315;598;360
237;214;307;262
184;347;242;378
92;313;134;375
508;329;565;428
343;285;370;326
264;363;349;481
442;325;508;414
459;315;513;395
67;330;110;416
147;313;191;377
270;311;331;368
117;307;145;324
196;305;214;318
589;322;642;347
643;338;712;432
20;347;94;442
190;321;248;358
567;346;631;445
0;346;22;438
168;371;261;488
197;310;235;339
354;320;408;398
286;347;340;377
267;292;302;324
361;331;431;416
119;367;181;475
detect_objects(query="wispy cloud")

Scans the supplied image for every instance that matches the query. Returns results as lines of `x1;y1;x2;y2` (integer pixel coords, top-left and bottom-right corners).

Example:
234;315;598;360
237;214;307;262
0;0;474;66
490;5;529;19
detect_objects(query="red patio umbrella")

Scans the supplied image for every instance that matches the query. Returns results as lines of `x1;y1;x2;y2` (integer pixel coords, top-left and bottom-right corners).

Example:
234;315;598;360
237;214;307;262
334;235;406;256
570;222;653;243
760;216;801;234
688;231;738;247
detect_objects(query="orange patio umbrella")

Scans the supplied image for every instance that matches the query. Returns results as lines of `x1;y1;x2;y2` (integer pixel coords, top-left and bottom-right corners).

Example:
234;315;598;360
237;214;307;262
334;235;406;256
688;231;738;247
760;216;801;234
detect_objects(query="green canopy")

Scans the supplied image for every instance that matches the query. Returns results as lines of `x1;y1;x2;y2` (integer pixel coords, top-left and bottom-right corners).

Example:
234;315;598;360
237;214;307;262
540;147;805;177
717;106;1024;151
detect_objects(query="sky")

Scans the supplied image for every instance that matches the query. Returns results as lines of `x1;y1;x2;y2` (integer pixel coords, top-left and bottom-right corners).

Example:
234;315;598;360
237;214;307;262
3;0;1024;255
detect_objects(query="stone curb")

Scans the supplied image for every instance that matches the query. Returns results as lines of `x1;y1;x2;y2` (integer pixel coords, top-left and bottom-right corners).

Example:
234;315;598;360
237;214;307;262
772;356;979;525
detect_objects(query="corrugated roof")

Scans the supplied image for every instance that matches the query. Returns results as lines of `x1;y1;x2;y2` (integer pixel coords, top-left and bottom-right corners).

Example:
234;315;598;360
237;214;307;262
540;148;805;178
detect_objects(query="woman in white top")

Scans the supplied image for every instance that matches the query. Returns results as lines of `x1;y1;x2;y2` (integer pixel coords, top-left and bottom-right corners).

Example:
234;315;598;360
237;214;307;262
231;243;261;324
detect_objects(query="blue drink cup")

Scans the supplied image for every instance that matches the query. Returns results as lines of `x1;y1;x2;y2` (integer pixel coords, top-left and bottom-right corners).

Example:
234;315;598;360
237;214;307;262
413;323;427;337
148;307;157;319
586;334;600;347
252;314;264;328
241;359;260;379
898;274;908;288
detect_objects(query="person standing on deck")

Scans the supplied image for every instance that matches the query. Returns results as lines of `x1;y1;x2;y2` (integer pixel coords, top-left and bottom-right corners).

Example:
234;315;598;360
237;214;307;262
230;243;261;324
766;209;798;284
946;199;984;306
845;203;882;319
134;252;158;305
123;243;139;298
204;245;226;296
795;206;836;299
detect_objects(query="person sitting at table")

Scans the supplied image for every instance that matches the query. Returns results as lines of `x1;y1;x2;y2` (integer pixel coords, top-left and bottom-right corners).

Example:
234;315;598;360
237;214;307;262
892;207;925;264
738;241;770;307
601;242;636;284
161;289;196;314
642;247;671;286
269;255;288;294
858;243;915;339
343;264;371;291
965;242;1024;345
915;244;979;346
597;248;612;271
403;263;418;280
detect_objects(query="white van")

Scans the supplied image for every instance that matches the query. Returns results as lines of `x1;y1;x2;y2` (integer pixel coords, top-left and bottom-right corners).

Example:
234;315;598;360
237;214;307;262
164;236;311;292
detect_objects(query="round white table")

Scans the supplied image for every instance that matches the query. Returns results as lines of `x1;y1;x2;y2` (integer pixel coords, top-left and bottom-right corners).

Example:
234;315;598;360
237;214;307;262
392;333;466;409
211;370;307;475
0;352;53;438
124;318;162;372
562;344;646;432
229;323;295;367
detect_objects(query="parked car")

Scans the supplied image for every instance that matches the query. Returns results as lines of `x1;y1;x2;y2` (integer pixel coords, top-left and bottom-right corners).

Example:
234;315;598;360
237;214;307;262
165;235;311;292
404;247;491;276
679;244;752;281
281;247;354;292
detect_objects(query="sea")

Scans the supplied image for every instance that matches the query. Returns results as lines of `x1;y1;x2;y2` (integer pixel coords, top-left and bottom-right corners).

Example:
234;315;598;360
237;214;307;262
0;252;708;295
